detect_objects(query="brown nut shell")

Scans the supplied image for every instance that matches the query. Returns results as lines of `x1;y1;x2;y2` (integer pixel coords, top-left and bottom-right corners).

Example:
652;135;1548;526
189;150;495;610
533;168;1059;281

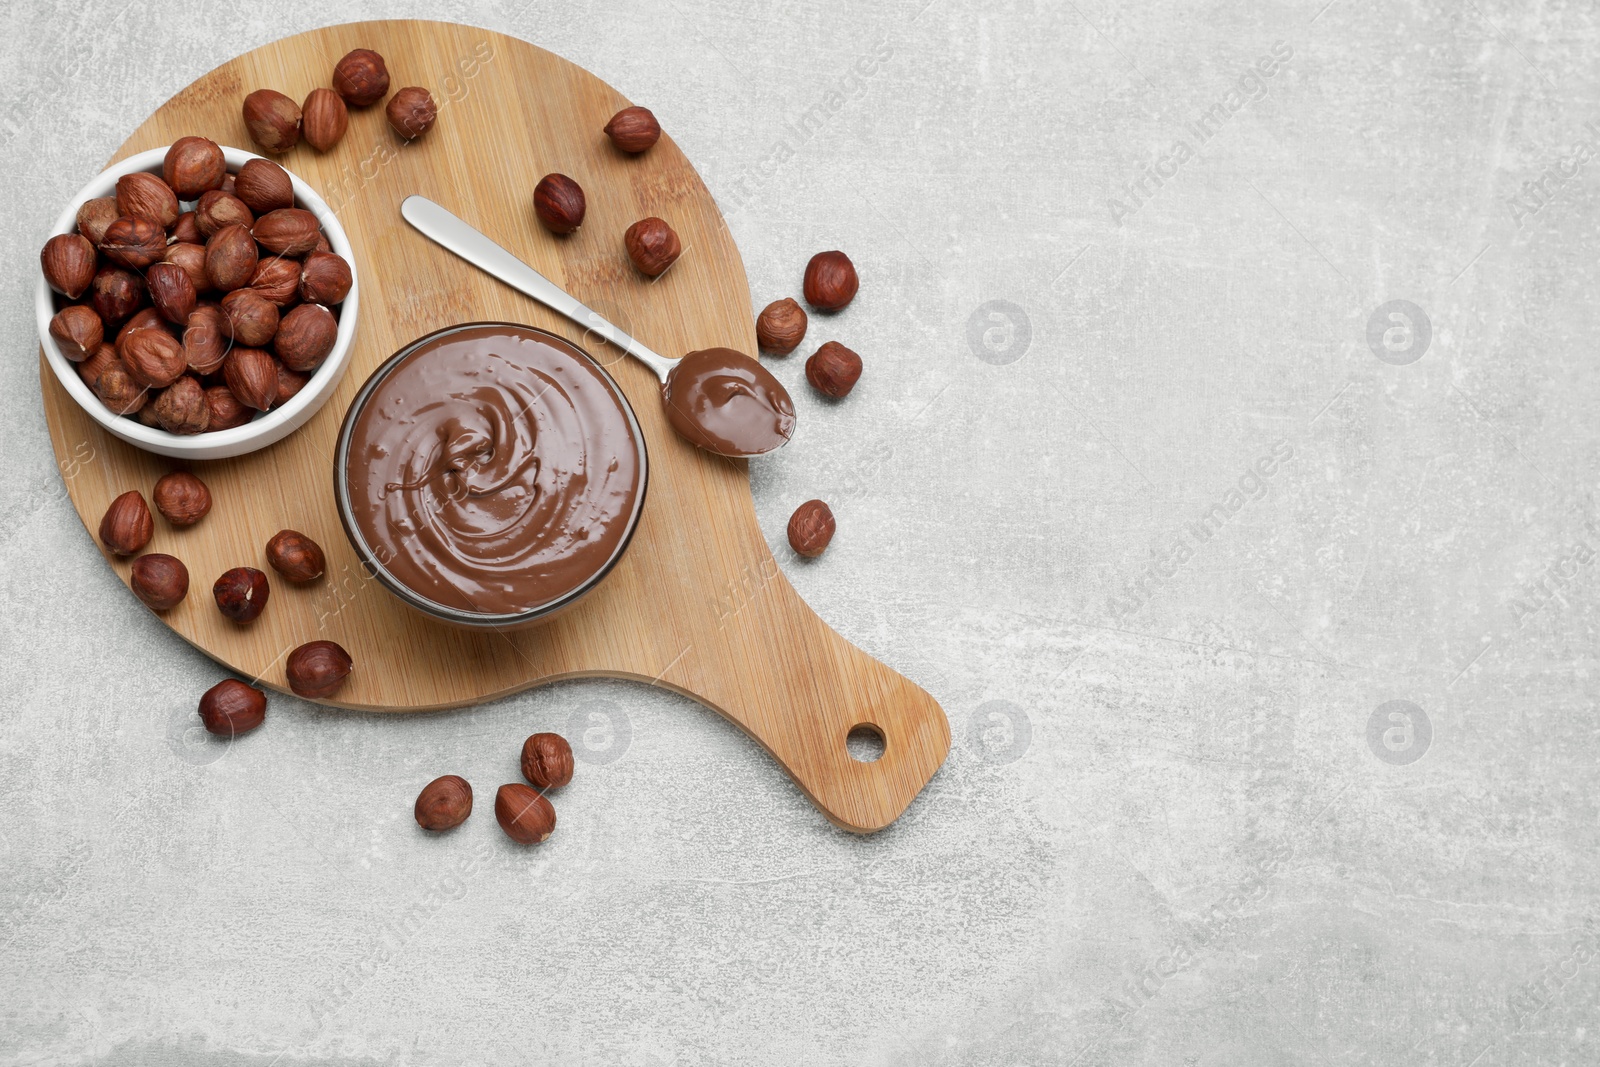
146;262;197;325
198;679;267;737
274;303;337;371
49;305;104;361
805;340;862;398
153;471;212;525
222;347;280;411
299;251;351;305
603;106;661;153
265;529;325;583
233;158;294;214
494;784;557;844
386;86;437;139
130;553;189;611
787;499;836;558
41;233;97;299
624;217;681;277
205;386;254;431
204;224;259;293
76;197;121;245
302;87;349;151
520;733;575;789
163;136;226;198
100;491;153;555
242;89;302;152
803;250;859;312
220;288;280;348
533;173;586;234
286;640;353;698
252;209;321;256
756;298;808;355
115;172;180;228
213;567;270;623
415;775;473;831
120;328;187;390
333;48;390;106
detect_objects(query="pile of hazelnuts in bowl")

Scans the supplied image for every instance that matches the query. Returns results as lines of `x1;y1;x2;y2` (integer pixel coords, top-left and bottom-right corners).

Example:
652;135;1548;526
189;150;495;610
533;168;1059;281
37;138;358;460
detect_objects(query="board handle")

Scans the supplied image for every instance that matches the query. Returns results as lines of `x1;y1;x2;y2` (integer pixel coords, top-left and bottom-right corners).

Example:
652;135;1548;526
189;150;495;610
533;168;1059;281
656;576;951;833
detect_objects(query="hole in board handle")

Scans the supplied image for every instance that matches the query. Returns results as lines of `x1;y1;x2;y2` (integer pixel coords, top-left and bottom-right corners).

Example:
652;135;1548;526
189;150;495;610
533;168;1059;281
846;723;886;763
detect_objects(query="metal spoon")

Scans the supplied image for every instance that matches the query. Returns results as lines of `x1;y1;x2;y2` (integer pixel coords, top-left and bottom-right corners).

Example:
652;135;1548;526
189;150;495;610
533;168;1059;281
399;195;795;457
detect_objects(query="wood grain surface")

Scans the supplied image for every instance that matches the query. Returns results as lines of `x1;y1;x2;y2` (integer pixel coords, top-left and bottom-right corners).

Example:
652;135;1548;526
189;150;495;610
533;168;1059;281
38;20;949;832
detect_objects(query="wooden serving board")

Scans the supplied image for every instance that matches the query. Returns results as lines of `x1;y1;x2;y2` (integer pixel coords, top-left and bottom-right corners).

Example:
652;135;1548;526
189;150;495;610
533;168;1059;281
38;20;948;832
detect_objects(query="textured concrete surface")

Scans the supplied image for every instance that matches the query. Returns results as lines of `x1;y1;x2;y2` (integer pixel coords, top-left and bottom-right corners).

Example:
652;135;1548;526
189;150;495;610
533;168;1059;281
3;0;1598;1063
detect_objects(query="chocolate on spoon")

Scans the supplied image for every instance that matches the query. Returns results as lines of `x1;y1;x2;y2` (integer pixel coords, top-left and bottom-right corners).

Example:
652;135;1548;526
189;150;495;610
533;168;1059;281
399;195;795;457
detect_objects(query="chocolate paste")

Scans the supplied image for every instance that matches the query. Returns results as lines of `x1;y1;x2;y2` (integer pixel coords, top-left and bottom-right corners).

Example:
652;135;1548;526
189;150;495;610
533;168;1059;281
344;324;643;617
662;347;796;456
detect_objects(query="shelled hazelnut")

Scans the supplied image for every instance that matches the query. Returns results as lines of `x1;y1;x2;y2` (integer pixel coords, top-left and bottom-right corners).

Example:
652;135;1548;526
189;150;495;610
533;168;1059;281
604;106;661;153
285;640;352;699
624;217;681;277
233;159;293;214
213;567;270;623
756;298;807;355
130;553;189;611
198;679;266;737
495;784;556;844
521;733;575;789
333;49;390;106
100;490;153;556
787;499;836;558
265;529;325;583
534;173;586;234
803;250;859;312
302;87;348;151
152;471;211;526
162;136;226;198
242;89;302;153
805;341;862;398
41;234;96;298
415;775;473;831
48;305;103;360
386;87;437;139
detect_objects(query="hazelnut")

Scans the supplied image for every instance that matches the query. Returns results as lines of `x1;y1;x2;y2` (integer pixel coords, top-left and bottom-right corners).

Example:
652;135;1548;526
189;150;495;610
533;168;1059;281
803;250;859;312
75;197;120;245
183;305;228;376
756;298;807;354
93;362;149;416
195;190;254;237
386;86;437;139
299;251;351;305
285;640;352;699
302;87;348;151
219;173;236;195
312;232;332;255
89;266;145;324
333;48;390;106
274;303;337;371
151;376;210;435
242;89;302;153
415;775;473;831
805;340;862;398
787;499;836;558
265;529;325;583
119;328;186;390
78;342;118;387
223;347;280;411
163;136;226;198
533;173;586;234
130;553;189;611
171;211;204;245
99;491;153;555
205;386;254;430
520;733;574;789
248;256;302;306
213;567;270;623
233;158;293;214
603;106;661;153
220;288;280;347
205;223;259;292
253;208;321;256
146;262;197;325
153;470;212;525
162;242;209;295
198;679;266;737
494;784;556;844
40;234;96;298
115;172;179;228
115;307;166;347
624;217;681;277
276;363;310;406
99;216;167;269
48;305;104;361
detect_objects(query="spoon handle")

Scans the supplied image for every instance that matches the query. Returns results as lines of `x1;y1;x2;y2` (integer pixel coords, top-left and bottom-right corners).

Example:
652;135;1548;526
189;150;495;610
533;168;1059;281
399;195;676;382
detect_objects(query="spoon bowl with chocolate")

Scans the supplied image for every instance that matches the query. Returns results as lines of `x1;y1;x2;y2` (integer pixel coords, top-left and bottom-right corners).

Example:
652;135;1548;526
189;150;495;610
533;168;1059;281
335;323;648;628
400;196;795;458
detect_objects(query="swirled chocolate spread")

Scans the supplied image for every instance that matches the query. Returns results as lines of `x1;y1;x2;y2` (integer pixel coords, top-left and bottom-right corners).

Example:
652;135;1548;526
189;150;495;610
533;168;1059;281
662;347;796;456
344;325;643;616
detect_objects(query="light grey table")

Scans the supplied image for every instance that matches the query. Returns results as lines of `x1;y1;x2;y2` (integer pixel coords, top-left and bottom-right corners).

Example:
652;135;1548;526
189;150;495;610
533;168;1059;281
3;1;1595;1064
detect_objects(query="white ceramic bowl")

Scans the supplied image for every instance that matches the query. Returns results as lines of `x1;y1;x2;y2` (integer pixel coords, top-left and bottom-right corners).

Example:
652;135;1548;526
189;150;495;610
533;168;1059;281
36;146;359;459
